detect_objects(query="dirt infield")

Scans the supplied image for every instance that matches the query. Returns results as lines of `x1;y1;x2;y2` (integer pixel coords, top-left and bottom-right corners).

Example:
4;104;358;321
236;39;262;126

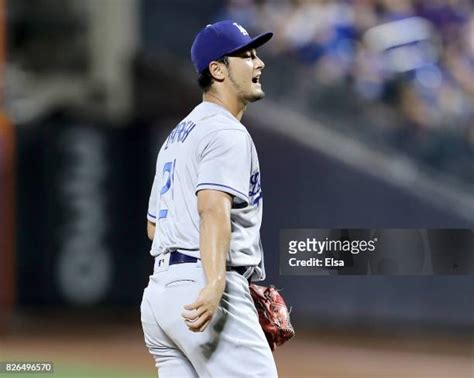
1;310;472;377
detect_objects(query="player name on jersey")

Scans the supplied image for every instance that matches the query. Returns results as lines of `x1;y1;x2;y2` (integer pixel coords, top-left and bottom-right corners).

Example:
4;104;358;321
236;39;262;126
164;120;196;150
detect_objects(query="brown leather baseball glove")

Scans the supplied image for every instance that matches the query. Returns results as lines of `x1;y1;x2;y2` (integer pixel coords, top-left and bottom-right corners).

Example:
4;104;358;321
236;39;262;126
249;283;295;351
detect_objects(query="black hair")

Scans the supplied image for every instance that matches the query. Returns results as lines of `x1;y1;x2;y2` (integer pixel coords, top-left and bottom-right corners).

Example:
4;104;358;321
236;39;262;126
197;56;229;92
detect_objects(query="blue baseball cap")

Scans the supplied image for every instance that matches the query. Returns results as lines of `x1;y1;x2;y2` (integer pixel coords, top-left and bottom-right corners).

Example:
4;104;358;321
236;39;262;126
191;20;273;73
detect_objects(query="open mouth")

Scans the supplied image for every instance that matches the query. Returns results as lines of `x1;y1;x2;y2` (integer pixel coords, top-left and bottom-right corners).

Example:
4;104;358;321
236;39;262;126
252;75;261;84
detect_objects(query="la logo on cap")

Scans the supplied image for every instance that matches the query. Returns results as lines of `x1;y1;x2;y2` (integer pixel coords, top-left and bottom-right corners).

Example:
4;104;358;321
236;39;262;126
233;22;249;36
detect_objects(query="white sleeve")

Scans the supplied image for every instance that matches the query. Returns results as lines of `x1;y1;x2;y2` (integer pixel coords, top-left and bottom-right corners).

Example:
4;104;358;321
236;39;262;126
196;129;251;205
147;171;159;223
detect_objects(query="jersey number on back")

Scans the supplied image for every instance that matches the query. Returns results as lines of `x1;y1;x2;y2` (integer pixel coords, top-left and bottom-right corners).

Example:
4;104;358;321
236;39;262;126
159;159;176;219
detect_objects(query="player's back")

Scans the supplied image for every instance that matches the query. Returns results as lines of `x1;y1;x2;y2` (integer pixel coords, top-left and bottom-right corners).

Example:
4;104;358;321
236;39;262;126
149;101;250;258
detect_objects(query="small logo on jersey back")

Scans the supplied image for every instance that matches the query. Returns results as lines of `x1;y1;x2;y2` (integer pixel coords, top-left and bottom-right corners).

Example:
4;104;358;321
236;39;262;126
154;254;170;273
164;121;196;150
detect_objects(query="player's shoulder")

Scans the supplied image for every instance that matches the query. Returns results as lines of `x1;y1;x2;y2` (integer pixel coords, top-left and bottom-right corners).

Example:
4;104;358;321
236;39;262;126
200;114;249;142
188;103;247;138
204;114;246;134
196;106;243;129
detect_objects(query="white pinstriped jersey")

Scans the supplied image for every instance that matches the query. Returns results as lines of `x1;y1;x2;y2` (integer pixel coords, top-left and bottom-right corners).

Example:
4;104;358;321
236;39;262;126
147;102;265;280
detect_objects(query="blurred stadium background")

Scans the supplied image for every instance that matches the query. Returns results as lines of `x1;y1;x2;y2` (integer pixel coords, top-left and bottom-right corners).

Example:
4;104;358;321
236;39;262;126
0;0;473;377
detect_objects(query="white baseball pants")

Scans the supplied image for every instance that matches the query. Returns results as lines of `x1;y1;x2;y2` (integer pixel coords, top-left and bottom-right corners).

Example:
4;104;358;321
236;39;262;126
140;259;278;377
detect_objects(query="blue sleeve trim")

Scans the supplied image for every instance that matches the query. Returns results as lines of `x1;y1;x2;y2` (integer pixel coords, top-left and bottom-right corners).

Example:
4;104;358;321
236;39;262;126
196;182;248;200
148;212;157;219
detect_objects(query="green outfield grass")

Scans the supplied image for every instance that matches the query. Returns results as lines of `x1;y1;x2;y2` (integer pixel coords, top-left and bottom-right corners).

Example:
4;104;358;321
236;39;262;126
1;336;156;378
2;363;153;378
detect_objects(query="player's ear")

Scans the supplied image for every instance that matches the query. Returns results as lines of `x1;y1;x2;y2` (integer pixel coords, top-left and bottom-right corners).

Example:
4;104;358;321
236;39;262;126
208;61;226;82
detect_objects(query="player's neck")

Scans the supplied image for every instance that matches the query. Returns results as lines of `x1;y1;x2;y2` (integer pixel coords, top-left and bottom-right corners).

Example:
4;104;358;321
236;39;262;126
203;92;246;121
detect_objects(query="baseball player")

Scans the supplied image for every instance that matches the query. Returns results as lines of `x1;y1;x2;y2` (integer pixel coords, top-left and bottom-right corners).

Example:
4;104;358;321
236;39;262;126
140;20;277;377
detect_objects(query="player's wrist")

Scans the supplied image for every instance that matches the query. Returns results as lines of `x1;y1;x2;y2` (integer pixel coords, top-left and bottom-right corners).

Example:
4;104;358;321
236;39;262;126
207;276;226;292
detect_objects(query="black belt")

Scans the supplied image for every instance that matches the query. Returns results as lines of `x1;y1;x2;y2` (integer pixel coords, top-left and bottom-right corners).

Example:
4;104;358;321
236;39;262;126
169;251;198;264
169;251;248;277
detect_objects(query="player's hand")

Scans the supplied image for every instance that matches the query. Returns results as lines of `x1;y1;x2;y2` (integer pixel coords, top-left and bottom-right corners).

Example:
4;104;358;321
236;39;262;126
182;282;225;332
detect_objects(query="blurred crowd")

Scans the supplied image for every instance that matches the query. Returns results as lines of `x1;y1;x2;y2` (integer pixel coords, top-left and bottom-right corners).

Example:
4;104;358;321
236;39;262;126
218;0;474;182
